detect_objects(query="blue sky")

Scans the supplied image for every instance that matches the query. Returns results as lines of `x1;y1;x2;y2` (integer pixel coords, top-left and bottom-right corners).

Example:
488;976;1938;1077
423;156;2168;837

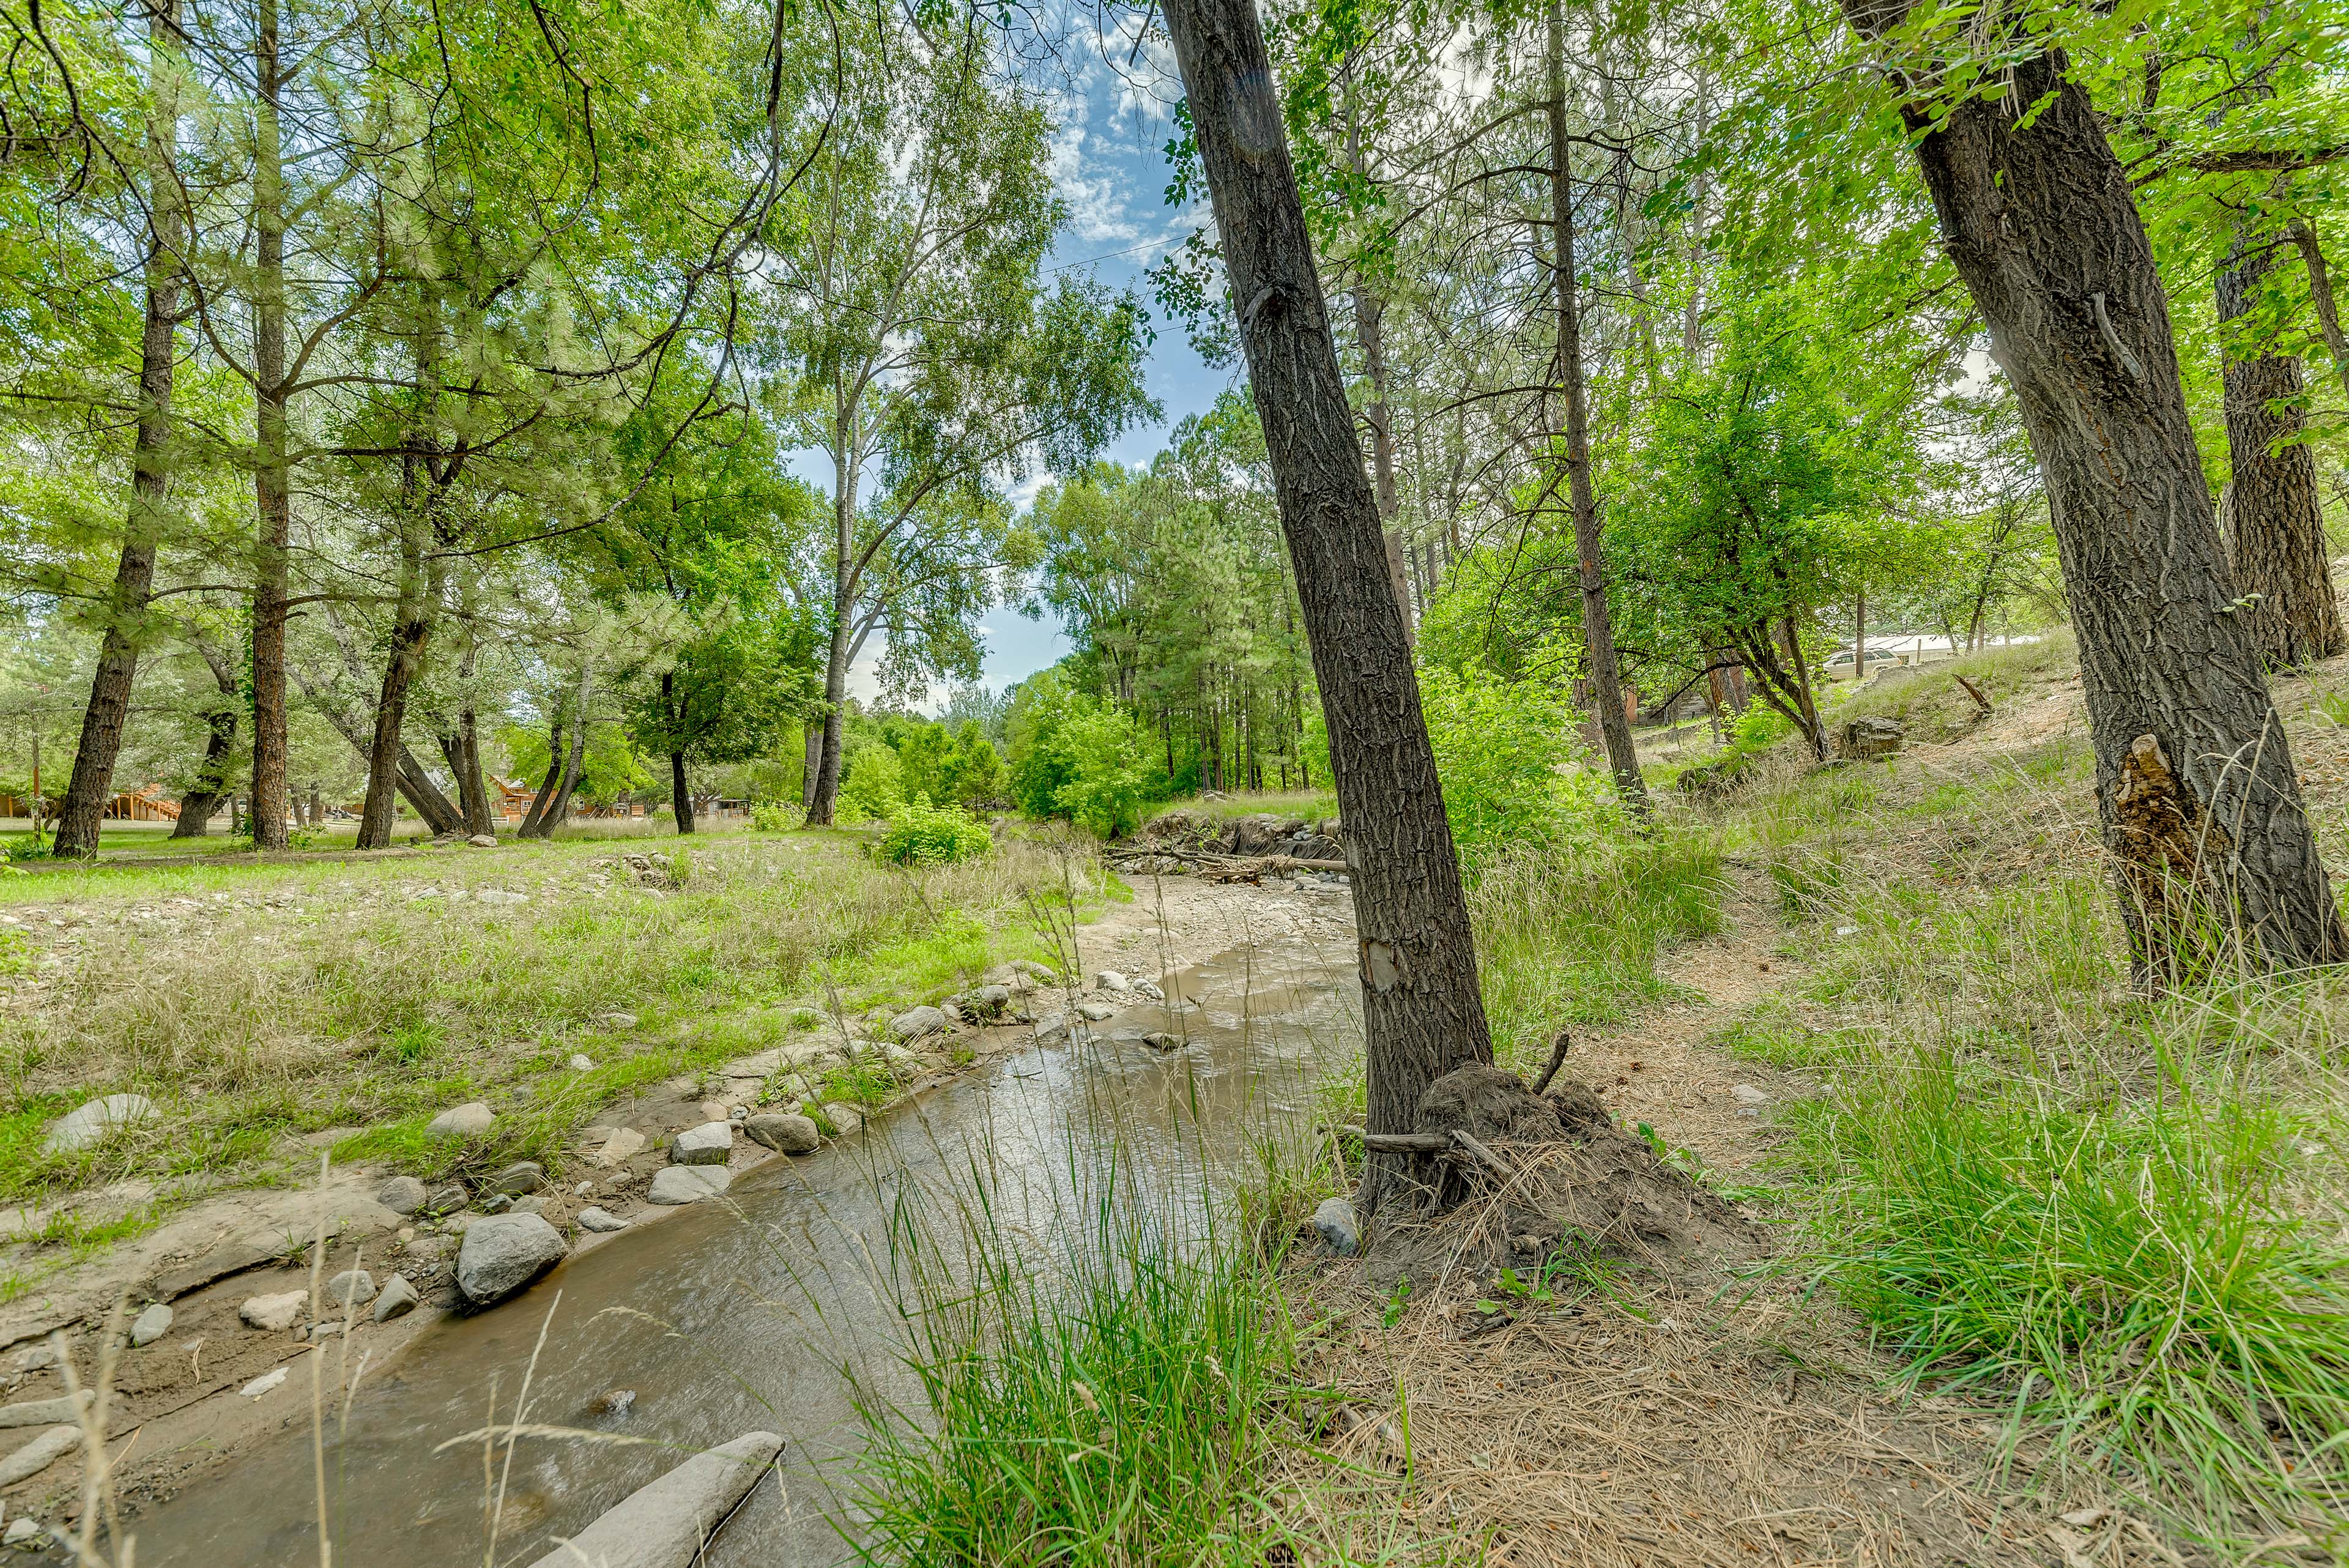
828;46;1241;711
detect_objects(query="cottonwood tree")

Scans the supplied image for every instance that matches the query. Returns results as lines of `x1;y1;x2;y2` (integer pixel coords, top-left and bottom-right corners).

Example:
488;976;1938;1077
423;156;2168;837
776;13;1152;825
1840;0;2348;979
1156;0;1498;1212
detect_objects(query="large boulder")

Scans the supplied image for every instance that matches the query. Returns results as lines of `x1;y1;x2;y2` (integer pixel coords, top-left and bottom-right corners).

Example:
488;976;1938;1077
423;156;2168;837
455;1214;567;1305
519;1430;784;1568
44;1094;156;1153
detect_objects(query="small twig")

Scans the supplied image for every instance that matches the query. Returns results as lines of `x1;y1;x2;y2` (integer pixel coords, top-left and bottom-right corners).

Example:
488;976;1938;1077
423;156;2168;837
1953;674;1993;717
1449;1129;1513;1179
1531;1029;1573;1095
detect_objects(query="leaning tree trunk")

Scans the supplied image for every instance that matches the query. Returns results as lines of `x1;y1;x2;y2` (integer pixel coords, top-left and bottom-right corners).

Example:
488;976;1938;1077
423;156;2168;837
172;707;238;838
1546;0;1646;811
247;0;292;852
357;515;433;849
2217;227;2342;668
1160;0;1497;1216
1841;10;2348;981
517;719;564;839
54;0;185;860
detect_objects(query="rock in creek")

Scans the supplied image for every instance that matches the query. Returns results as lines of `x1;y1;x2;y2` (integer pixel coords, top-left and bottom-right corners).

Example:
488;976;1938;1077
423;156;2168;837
43;1093;156;1153
425;1101;496;1140
239;1291;306;1332
129;1303;173;1347
889;1005;949;1041
1312;1197;1361;1258
455;1214;568;1306
373;1274;421;1323
4;1517;42;1546
962;983;1012;1020
424;1182;469;1216
1075;1000;1116;1022
0;1426;79;1488
647;1166;732;1205
1140;1032;1180;1052
376;1175;429;1215
817;1101;864;1137
743;1112;820;1154
669;1122;733;1165
577;1206;629;1233
518;1430;783;1568
1093;970;1131;993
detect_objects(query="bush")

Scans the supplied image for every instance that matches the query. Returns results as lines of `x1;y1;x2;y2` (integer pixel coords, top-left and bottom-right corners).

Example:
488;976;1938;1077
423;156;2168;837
750;801;792;832
837;742;905;823
1419;666;1618;863
880;795;993;866
1006;672;1152;836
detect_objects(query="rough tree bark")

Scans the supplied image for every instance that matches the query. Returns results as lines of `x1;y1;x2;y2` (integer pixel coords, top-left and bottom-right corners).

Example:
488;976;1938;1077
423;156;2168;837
247;0;292;851
357;508;433;848
1841;6;2348;979
2216;225;2342;667
1546;0;1646;811
2290;222;2349;406
664;672;696;834
517;719;565;839
1160;0;1496;1215
54;0;185;860
172;645;240;838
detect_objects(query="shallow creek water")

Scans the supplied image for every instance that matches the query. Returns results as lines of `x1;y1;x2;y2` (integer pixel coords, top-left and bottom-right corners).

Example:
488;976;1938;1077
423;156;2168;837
133;925;1359;1566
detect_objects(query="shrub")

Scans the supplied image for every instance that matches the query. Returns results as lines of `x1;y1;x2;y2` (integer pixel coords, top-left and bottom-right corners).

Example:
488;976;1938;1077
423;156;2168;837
1419;666;1617;863
749;801;792;832
880;795;993;866
1007;671;1151;836
837;743;905;823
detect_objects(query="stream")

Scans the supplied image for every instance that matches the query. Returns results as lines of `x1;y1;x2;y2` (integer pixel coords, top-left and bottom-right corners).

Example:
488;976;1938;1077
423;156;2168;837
130;918;1360;1566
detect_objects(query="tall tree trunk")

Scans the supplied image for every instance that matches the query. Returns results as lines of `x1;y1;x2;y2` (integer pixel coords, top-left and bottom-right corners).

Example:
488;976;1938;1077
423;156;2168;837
1853;589;1866;682
248;0;292;851
2217;225;2342;667
1161;0;1496;1215
1842;7;2347;979
56;0;185;860
670;749;696;835
518;719;564;838
357;513;433;848
1341;101;1417;647
536;660;593;833
173;711;237;838
2290;221;2349;406
800;723;822;814
807;442;861;827
664;672;696;834
1546;0;1646;811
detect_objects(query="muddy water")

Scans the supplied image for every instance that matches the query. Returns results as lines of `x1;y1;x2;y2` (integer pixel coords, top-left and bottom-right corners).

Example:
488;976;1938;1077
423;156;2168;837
133;929;1359;1567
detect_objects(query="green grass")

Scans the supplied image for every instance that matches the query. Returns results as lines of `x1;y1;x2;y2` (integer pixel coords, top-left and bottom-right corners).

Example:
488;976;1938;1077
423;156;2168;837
1470;826;1723;1071
1718;691;2349;1545
848;1162;1316;1566
1154;788;1340;826
0;832;1116;1206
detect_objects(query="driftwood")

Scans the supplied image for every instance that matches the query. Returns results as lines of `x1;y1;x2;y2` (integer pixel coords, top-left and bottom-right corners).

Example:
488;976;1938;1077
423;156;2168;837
1102;844;1344;883
1953;673;1994;717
